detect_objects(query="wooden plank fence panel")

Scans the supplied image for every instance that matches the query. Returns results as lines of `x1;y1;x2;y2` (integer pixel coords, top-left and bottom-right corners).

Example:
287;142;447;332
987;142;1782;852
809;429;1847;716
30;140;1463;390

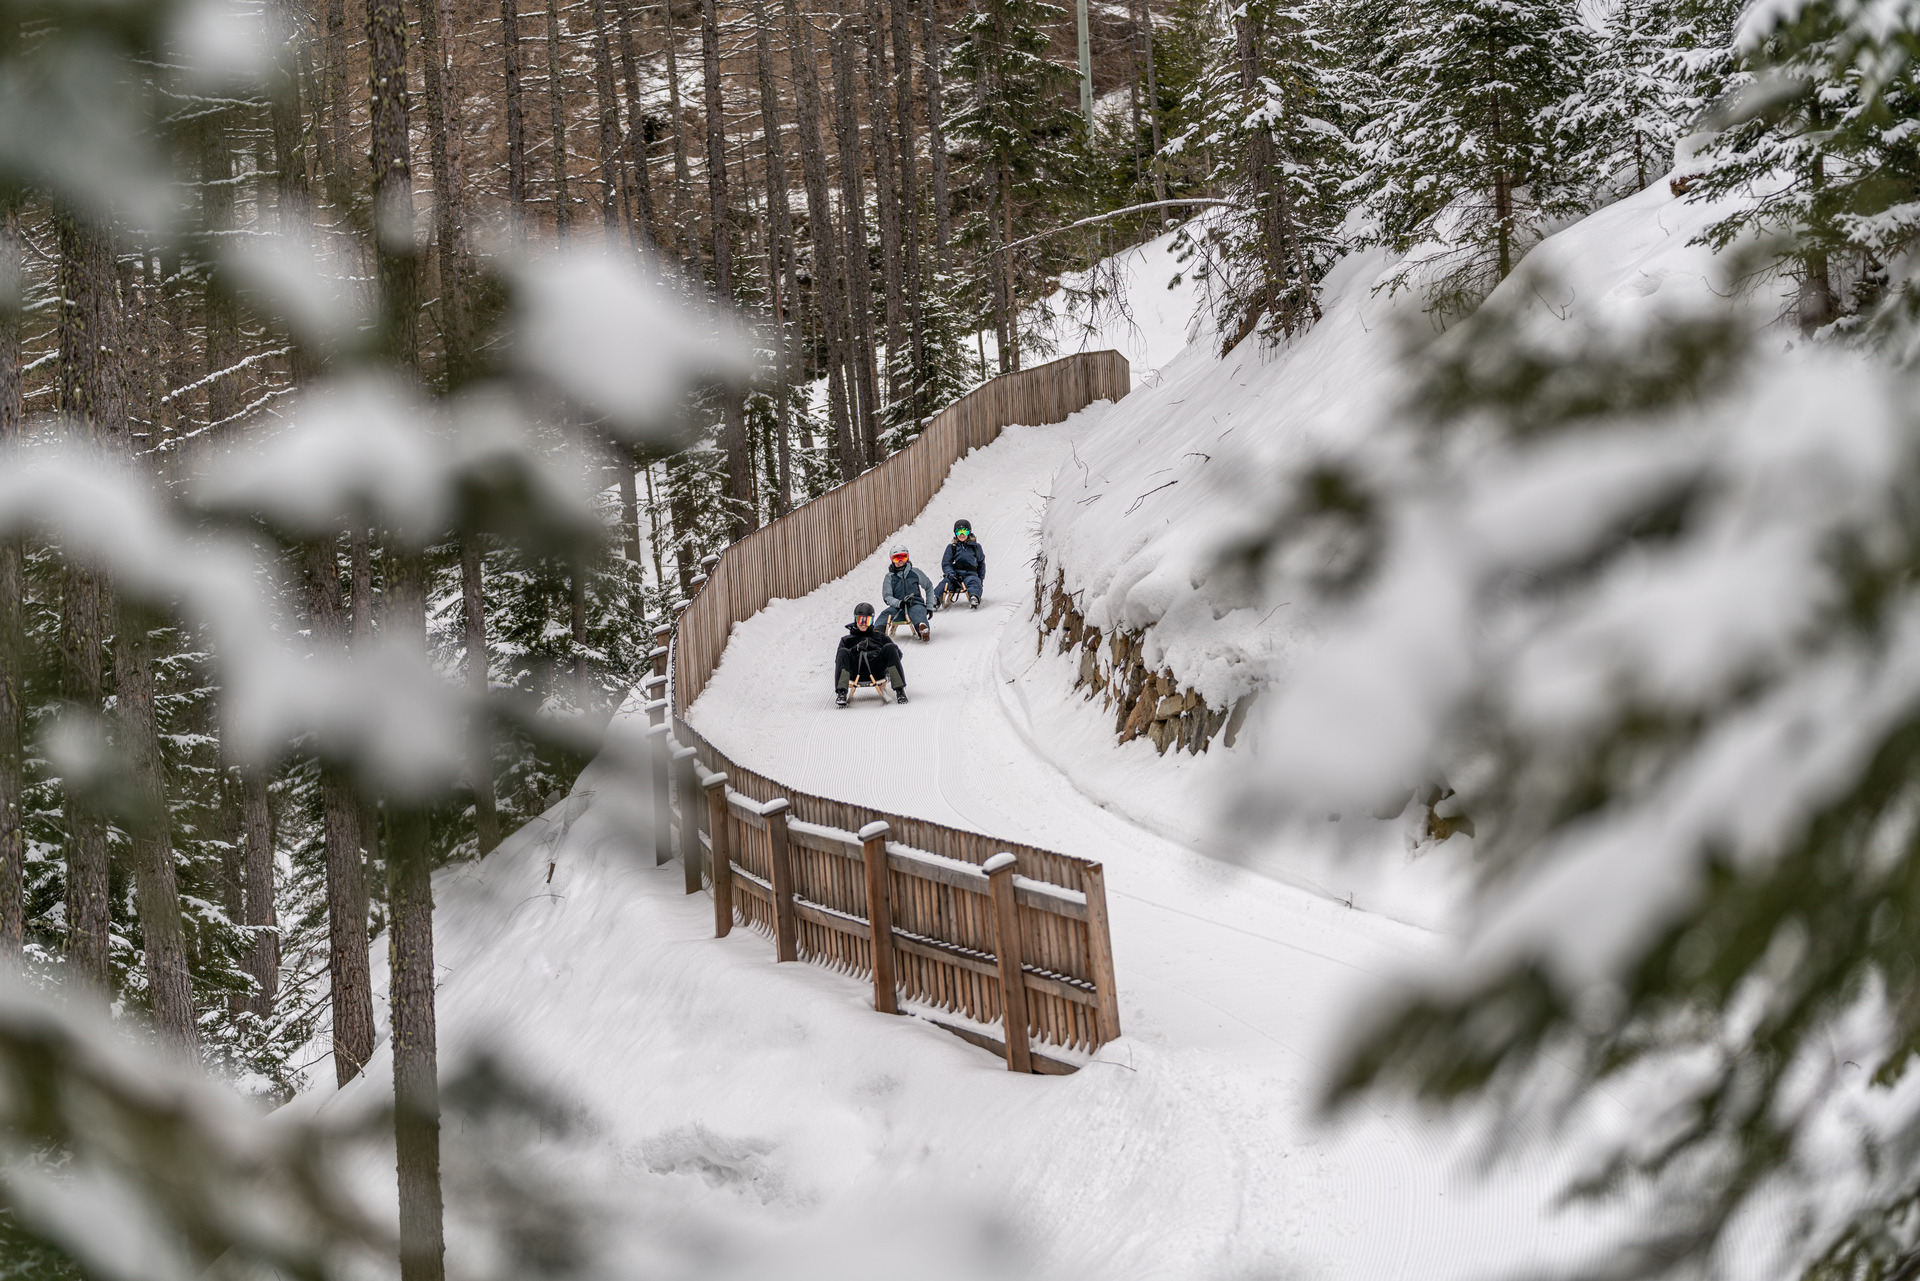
663;353;1130;1068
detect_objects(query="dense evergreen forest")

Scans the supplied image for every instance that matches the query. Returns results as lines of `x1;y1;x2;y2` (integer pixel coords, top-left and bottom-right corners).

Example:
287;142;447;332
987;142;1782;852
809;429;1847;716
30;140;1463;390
11;0;1920;1263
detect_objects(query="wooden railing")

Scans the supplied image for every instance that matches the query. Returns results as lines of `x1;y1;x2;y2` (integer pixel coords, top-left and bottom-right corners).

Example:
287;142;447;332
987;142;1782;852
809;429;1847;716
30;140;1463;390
671;350;1131;716
647;351;1131;1073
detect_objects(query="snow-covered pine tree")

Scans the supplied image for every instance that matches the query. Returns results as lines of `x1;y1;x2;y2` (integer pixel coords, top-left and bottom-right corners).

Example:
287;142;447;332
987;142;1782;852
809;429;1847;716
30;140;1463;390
1146;0;1226;197
1178;0;1350;349
1693;0;1920;339
882;277;982;453
944;0;1085;371
1564;0;1702;202
1353;0;1594;316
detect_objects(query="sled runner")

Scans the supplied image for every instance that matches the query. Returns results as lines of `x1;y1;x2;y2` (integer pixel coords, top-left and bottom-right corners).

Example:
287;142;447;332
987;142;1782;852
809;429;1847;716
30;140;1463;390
845;674;892;703
887;615;931;642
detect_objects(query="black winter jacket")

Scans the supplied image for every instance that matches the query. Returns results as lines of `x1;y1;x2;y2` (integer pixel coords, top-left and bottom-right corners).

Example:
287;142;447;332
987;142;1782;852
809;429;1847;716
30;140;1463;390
942;537;985;581
836;622;903;676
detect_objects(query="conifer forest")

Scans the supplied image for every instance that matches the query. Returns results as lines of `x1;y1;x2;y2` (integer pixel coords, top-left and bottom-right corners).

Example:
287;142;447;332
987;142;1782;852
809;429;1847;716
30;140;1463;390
9;0;1920;1266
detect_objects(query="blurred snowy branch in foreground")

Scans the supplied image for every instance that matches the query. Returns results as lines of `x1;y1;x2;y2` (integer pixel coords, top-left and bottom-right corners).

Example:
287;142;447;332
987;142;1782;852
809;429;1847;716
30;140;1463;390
1237;256;1920;1276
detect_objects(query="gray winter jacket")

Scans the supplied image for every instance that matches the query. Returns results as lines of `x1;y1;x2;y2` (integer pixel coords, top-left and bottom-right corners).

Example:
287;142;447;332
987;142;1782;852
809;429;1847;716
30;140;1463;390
882;562;935;610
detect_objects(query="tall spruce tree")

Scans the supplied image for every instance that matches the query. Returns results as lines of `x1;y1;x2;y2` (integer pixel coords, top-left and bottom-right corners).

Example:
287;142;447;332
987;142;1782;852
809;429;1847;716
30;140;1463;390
1354;0;1594;314
945;0;1084;370
1693;0;1919;338
1183;0;1349;348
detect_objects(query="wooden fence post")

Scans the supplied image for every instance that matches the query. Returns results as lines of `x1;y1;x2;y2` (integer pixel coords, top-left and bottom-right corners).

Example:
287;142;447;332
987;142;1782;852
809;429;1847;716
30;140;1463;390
1079;863;1122;1043
645;720;672;866
673;745;701;894
984;852;1032;1073
859;820;896;1014
704;771;732;937
763;798;797;962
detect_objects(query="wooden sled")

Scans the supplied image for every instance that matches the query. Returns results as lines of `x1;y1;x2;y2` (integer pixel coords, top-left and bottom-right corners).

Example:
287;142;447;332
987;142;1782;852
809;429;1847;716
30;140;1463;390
886;614;931;642
846;674;893;703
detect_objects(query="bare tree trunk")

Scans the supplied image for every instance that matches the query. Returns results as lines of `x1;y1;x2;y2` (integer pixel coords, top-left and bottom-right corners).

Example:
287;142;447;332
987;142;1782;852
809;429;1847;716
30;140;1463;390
1234;12;1291;328
386;548;443;1281
642;462;666;585
368;0;421;366
617;459;646;571
367;0;442;1272
55;210;120;994
861;0;906;413
923;0;951;272
387;792;442;1281
502;0;529;233
782;0;857;476
0;201;21;956
569;565;590;700
238;767;278;1020
321;0;356;212
203;119;243;431
829;6;880;463
545;0;572;242
996;158;1016;372
662;0;700;276
1142;0;1163;202
417;0;470;377
614;0;659;259
668;468;698;597
699;0;757;533
890;0;924;426
588;0;625;238
303;541;375;1083
460;538;499;853
116;619;198;1047
751;0;794;513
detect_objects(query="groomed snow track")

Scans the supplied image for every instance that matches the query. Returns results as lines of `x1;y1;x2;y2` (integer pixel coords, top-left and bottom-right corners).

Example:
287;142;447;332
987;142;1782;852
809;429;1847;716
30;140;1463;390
658;352;1133;1071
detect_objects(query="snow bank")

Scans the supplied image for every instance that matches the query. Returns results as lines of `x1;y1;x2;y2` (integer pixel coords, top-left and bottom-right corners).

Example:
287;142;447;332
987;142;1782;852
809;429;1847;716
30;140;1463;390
1019;177;1789;928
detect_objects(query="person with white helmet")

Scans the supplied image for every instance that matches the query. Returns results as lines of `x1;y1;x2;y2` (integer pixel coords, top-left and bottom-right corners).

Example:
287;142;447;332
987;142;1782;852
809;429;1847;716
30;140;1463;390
879;545;935;642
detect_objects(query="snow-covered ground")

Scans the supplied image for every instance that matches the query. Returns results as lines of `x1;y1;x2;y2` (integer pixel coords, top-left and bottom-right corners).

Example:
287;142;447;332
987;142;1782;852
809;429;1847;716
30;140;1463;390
293;193;1782;1275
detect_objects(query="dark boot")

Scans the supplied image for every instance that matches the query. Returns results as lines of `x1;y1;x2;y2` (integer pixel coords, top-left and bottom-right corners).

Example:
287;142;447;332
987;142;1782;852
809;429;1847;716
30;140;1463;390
836;690;849;707
895;688;909;704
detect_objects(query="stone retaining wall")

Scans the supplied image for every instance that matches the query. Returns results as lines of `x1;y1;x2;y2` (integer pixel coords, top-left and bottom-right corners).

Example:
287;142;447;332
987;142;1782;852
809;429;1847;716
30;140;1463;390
1033;564;1256;757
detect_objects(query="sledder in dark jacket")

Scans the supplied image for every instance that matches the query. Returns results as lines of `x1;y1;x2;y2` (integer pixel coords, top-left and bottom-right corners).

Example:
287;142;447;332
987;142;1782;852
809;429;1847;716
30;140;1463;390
880;545;936;639
835;603;907;706
940;519;985;606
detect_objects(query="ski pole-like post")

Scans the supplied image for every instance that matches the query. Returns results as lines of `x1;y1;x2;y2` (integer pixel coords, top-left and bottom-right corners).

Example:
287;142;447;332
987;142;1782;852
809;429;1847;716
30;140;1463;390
644;718;672;866
1076;0;1092;132
703;770;732;936
984;852;1032;1073
763;798;797;962
672;744;702;893
1079;862;1122;1042
859;821;896;1014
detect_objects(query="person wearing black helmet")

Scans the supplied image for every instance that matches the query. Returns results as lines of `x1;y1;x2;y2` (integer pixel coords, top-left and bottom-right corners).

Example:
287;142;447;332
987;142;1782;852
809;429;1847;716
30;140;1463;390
834;602;907;706
940;519;985;608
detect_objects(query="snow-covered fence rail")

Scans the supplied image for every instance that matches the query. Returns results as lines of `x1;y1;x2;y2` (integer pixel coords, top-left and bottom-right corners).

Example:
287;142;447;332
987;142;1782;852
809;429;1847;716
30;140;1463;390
648;353;1132;1073
653;705;1121;1074
670;350;1131;716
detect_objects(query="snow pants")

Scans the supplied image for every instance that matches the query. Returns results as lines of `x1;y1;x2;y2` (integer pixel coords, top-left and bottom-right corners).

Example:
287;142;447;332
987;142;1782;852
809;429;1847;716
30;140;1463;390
837;655;904;692
941;572;982;601
881;599;929;630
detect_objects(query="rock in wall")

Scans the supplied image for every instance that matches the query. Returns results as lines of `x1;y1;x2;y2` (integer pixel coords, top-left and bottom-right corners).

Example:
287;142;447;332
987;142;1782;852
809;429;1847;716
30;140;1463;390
1033;561;1256;758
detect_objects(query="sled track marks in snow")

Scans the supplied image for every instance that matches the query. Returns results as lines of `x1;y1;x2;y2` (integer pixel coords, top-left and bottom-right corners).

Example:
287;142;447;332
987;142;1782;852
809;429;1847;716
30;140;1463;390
686;408;1627;1279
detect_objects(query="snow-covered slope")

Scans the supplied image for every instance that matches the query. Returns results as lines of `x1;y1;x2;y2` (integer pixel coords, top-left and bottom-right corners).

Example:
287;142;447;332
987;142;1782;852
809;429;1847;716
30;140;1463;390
299;191;1779;1277
1017;177;1792;929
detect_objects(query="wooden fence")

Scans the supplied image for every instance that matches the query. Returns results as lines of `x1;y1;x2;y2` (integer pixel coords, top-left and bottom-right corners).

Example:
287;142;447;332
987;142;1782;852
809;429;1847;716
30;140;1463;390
671;350;1131;716
650;351;1131;1073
